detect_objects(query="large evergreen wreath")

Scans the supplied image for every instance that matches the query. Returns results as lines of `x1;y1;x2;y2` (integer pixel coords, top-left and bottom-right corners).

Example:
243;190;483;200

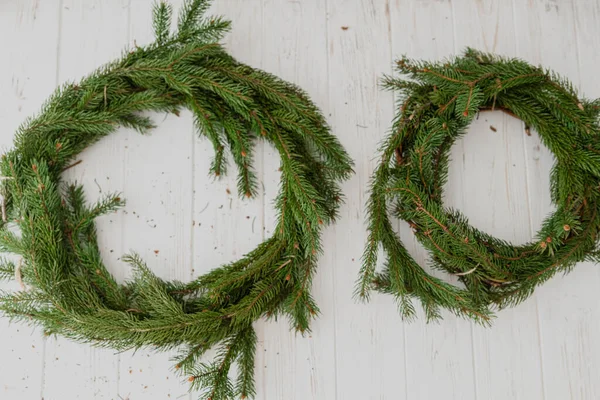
0;1;352;399
358;49;600;323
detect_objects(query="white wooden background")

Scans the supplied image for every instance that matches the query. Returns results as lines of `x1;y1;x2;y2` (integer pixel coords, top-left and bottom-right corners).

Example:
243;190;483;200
1;0;600;399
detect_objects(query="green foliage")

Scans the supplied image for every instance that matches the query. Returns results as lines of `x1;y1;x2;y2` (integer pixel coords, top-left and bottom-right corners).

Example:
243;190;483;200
0;1;352;399
358;48;600;323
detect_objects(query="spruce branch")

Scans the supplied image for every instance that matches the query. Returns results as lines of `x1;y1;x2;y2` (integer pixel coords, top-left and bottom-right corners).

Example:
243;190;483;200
0;1;352;399
361;48;600;323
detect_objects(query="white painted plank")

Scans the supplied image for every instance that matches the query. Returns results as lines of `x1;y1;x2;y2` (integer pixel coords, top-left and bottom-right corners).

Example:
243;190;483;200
116;1;195;399
0;1;59;399
190;3;265;290
189;1;266;399
513;1;600;398
388;2;479;399
42;1;131;399
256;1;336;399
448;2;546;400
325;1;408;399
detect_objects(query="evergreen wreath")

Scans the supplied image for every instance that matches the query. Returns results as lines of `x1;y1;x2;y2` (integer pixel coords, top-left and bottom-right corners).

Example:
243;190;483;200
358;49;600;324
0;1;352;399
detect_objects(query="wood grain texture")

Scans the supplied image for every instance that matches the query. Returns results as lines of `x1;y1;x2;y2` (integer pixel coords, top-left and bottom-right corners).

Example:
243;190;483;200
0;1;59;398
1;0;600;399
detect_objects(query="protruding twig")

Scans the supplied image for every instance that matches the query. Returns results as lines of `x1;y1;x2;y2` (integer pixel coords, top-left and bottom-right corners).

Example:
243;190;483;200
478;106;520;120
15;259;25;291
60;159;83;173
453;264;479;276
1;195;6;223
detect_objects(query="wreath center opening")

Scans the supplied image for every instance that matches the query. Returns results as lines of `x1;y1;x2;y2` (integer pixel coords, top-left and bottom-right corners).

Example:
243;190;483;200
443;110;556;245
61;112;279;284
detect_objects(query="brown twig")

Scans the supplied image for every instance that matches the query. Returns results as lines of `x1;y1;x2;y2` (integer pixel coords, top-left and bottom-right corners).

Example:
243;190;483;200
15;259;25;291
478;106;520;120
1;194;6;223
60;159;83;173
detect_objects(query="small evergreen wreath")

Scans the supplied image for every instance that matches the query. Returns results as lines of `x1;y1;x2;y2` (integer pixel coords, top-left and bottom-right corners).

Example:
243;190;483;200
358;49;600;324
0;1;352;399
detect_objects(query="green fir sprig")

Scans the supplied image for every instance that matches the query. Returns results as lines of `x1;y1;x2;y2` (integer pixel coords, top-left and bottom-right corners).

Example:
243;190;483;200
0;1;352;399
358;49;600;323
